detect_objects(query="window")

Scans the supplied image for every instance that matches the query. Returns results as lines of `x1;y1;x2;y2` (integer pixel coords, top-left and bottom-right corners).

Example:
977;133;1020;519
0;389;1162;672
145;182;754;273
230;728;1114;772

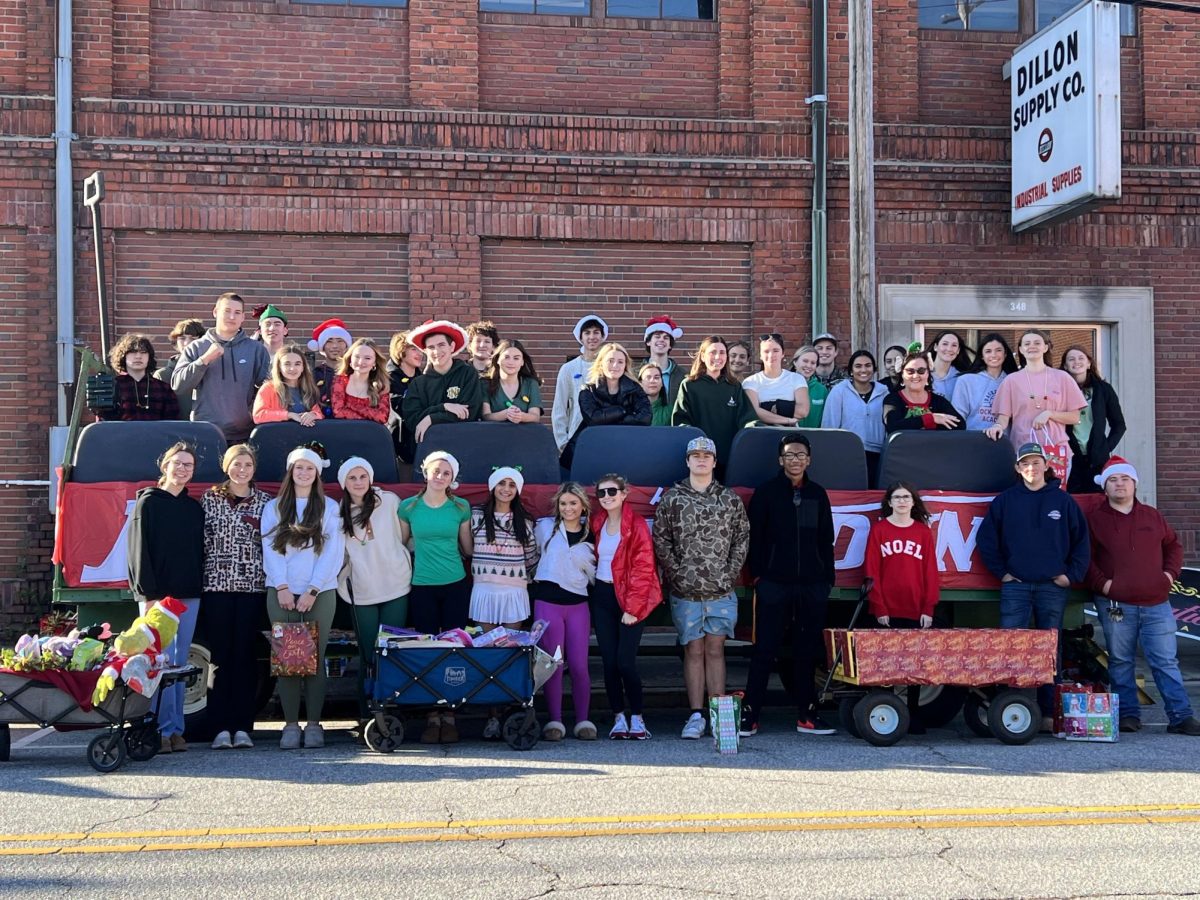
480;0;591;13
292;0;408;6
1037;0;1135;36
607;0;715;18
919;0;1018;31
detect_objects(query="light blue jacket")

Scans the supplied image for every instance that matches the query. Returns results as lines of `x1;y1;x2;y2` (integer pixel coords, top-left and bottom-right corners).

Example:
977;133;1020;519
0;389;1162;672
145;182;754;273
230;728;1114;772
821;380;889;453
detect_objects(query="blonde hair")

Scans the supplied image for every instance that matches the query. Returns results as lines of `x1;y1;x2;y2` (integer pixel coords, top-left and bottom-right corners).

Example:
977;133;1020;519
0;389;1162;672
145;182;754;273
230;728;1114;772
157;442;197;487
585;343;633;388
221;443;257;473
550;481;592;532
337;338;388;407
271;344;320;410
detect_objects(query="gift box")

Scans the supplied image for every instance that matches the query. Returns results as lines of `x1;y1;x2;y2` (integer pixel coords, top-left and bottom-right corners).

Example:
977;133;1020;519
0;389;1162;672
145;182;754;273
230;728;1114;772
709;693;742;755
1053;682;1095;736
1060;691;1119;743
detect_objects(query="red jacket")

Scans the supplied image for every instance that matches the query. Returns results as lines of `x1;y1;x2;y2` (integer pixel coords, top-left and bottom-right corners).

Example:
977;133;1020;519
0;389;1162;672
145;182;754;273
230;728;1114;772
1084;499;1182;606
864;518;940;619
591;504;662;623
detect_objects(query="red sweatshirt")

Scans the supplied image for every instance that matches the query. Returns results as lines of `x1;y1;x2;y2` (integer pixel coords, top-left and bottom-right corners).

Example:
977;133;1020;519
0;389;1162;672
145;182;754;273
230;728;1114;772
864;518;940;619
1084;499;1182;606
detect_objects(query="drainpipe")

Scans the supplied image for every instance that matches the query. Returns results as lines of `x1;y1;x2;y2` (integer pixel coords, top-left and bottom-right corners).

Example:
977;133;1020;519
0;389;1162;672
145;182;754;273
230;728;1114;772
808;0;828;338
54;0;75;425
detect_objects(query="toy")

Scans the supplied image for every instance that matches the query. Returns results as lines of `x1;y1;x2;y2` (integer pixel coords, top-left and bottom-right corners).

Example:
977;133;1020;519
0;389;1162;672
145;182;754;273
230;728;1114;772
92;597;185;705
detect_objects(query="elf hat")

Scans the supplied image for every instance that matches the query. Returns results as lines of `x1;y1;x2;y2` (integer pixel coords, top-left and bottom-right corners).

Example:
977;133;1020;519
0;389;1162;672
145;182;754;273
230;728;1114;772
308;318;353;353
488;466;525;495
337;456;374;490
1095;455;1138;488
254;304;288;325
572;314;610;346
644;315;683;343
421;450;461;489
408;319;468;354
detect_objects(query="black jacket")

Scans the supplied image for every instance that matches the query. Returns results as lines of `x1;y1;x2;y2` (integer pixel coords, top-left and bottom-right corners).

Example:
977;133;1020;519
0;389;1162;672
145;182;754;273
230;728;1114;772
1067;378;1126;468
127;486;205;600
747;471;836;585
560;375;651;466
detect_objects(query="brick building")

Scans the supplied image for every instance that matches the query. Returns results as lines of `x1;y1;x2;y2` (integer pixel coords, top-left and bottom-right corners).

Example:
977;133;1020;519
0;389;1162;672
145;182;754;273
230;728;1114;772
1;0;1197;631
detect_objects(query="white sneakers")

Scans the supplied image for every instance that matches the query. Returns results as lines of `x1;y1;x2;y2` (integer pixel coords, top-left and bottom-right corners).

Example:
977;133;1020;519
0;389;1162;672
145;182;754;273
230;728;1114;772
609;713;629;739
680;712;706;740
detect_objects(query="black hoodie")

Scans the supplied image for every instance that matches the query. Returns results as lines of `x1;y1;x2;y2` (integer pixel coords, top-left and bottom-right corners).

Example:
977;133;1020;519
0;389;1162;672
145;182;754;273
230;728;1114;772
127;486;205;600
747;471;836;585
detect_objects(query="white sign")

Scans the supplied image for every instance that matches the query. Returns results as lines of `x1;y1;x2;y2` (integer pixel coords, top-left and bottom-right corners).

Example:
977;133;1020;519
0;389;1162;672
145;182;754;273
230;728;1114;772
1010;0;1121;231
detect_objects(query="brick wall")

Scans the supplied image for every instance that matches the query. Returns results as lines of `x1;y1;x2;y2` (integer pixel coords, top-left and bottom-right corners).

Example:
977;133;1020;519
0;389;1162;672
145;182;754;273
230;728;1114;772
1141;10;1200;129
0;0;25;92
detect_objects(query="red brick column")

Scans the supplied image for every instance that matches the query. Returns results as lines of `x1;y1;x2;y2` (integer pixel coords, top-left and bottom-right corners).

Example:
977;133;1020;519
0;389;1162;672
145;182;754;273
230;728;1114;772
751;0;810;121
408;231;482;325
112;0;150;97
409;0;479;110
718;0;752;118
1140;11;1200;129
76;0;114;98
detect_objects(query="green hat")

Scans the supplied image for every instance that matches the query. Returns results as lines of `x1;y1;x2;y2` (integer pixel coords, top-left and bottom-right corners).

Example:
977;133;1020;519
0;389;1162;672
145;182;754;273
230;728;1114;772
257;304;287;325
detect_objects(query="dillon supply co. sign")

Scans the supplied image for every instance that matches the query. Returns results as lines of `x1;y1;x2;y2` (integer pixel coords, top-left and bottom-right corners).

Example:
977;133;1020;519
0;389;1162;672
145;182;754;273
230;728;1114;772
1010;0;1121;232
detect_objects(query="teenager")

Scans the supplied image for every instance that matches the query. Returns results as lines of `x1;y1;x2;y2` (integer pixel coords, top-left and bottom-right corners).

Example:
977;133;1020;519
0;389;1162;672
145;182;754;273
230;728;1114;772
671;335;757;477
308;318;353;419
387;330;426;464
952;333;1018;432
812;333;847;389
171;292;271;442
254;304;289;360
880;344;907;393
93;332;180;422
927;330;972;399
727;340;753;383
742;333;811;427
332;337;390;424
552;315;609;451
821;350;889;482
560;342;652;469
653;437;749;741
882;349;965;433
643;315;686;410
127;442;204;753
1060;345;1126;494
156;318;205;420
465;320;499;375
531;482;597;742
398;451;473;744
791;346;826;428
201;444;271;750
252;343;324;426
261;443;345;750
401;320;484;446
482;339;543;424
638;362;674;426
591;474;662;740
986;328;1087;456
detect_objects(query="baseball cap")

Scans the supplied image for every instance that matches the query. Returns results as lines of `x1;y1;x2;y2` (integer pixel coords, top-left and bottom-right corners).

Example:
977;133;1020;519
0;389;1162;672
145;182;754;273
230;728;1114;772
1015;442;1047;462
686;436;717;458
813;332;838;345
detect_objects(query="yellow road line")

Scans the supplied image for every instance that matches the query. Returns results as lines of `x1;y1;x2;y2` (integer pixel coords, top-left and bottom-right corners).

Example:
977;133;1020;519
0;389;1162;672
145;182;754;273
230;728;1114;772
3;801;1200;844
2;812;1200;858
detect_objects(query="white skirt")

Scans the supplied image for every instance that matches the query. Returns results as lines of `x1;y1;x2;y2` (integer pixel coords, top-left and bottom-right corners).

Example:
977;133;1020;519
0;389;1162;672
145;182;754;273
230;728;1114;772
470;582;531;626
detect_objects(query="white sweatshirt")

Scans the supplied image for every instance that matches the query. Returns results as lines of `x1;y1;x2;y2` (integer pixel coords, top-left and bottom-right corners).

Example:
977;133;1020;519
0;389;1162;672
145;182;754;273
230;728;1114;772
261;496;345;595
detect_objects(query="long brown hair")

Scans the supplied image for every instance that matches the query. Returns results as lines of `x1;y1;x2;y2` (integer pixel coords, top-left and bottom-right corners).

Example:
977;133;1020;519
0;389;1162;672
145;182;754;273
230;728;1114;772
338;338;388;407
484;339;541;398
1058;344;1102;388
339;482;381;537
880;481;930;525
269;446;329;554
687;335;737;384
271;343;320;410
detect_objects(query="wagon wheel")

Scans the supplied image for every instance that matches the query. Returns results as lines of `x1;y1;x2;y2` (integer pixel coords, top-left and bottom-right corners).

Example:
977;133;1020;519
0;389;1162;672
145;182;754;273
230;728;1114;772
852;690;910;747
962;691;995;738
502;709;539;751
364;715;403;754
898;684;968;730
838;697;862;739
125;725;160;762
0;723;10;762
88;732;128;773
987;690;1040;745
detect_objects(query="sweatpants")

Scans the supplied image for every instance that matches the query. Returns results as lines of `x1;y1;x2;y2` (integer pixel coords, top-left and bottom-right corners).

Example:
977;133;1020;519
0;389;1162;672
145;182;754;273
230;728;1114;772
138;596;199;739
202;591;265;735
590;581;645;716
743;579;831;718
350;596;409;715
534;599;591;725
266;588;337;725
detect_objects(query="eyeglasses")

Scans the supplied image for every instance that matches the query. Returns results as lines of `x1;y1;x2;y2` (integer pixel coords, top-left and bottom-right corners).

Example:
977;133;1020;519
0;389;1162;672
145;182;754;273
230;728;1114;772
168;461;195;469
903;367;929;375
596;487;621;498
890;494;913;502
781;452;809;461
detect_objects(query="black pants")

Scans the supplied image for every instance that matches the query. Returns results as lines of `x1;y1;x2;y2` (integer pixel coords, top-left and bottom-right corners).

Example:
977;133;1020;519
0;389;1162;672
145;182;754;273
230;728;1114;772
744;579;830;718
202;591;265;735
409;578;471;635
590;581;645;716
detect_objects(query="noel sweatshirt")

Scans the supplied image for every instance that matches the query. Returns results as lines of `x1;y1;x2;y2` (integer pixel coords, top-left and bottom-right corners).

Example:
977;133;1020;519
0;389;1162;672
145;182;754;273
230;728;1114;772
864;518;940;619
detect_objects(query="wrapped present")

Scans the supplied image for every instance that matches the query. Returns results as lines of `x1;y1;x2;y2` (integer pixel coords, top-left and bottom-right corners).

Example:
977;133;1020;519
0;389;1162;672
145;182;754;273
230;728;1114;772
823;628;1057;688
1053;682;1096;736
709;693;742;755
1061;691;1118;743
266;622;319;677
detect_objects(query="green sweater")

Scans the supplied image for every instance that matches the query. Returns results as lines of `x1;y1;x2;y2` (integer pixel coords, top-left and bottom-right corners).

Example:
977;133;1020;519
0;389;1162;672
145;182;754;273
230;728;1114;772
401;359;484;438
797;376;827;428
671;374;757;463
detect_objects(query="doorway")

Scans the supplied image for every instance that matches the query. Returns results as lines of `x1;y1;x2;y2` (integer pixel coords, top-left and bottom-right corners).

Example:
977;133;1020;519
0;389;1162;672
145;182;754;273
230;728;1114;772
917;323;1106;375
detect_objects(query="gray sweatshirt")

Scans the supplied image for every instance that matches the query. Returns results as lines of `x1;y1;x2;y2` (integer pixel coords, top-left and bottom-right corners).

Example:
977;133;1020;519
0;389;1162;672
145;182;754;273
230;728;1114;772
951;371;1007;432
171;327;271;442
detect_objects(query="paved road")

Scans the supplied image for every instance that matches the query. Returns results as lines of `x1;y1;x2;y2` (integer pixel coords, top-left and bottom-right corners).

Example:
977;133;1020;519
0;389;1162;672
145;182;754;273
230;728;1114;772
2;706;1199;899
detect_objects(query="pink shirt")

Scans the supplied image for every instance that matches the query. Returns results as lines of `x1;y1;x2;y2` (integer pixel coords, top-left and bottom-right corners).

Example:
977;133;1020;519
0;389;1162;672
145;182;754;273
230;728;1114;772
992;367;1086;449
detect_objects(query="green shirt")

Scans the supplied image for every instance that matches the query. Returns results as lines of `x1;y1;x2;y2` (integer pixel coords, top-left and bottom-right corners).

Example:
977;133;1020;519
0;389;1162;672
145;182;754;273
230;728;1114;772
1074;387;1093;452
797;377;827;428
398;494;471;586
486;376;543;413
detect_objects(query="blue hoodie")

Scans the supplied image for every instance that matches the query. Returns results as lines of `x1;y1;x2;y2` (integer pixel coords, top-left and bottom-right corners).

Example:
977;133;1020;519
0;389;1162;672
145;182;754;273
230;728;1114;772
977;479;1090;584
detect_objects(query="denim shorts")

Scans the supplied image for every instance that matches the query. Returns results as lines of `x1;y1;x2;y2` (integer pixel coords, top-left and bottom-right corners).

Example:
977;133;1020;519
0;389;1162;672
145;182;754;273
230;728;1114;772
669;592;738;645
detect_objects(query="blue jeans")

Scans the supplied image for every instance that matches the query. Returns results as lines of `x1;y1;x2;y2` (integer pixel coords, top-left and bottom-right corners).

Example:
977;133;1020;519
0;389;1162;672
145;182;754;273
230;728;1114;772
999;581;1067;716
1095;598;1194;725
139;597;200;738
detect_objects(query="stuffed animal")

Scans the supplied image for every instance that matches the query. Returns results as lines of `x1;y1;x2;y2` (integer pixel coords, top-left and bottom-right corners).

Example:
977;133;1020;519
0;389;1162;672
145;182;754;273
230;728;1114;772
92;597;186;705
68;638;105;672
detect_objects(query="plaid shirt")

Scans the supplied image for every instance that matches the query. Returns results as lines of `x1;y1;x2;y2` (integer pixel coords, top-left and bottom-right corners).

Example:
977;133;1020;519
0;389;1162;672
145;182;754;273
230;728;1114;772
94;373;180;422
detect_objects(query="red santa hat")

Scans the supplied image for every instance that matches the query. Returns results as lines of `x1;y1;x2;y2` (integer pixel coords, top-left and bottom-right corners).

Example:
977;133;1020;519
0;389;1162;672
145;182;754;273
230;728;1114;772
308;318;353;353
644;315;683;342
408;319;468;354
1094;456;1138;488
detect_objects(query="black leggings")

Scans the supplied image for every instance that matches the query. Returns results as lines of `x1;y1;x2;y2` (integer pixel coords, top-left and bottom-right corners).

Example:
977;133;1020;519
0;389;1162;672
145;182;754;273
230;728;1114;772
590;581;645;716
202;591;265;735
409;578;471;635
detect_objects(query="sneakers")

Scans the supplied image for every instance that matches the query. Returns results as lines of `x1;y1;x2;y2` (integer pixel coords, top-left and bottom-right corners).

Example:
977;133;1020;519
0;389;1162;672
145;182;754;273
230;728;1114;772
439;715;460;744
279;723;303;750
795;714;835;736
232;730;254;749
211;730;233;750
543;720;566;742
1167;716;1200;736
420;717;441;745
1119;716;1142;733
681;712;706;740
574;720;597;741
738;711;759;738
609;713;629;740
303;723;325;749
482;717;502;741
169;734;188;752
628;714;651;741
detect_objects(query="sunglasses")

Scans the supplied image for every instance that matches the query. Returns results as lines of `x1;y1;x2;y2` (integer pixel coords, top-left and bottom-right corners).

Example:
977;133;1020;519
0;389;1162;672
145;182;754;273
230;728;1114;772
596;487;622;498
903;367;929;375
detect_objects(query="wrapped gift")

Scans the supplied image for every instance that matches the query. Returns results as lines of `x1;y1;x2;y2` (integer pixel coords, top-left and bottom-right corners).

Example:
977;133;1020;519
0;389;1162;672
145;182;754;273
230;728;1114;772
1053;682;1095;736
709;693;742;755
1061;691;1119;743
267;622;319;677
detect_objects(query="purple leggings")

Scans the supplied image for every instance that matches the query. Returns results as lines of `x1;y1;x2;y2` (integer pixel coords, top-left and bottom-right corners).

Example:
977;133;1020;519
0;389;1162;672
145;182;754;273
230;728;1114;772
534;599;591;725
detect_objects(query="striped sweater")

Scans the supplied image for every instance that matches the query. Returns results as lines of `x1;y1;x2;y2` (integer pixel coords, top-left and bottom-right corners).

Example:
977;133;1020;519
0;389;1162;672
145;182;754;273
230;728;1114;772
470;509;540;588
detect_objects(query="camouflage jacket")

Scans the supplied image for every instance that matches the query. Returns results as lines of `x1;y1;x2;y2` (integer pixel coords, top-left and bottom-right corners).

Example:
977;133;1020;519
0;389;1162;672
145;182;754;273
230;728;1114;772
652;478;750;601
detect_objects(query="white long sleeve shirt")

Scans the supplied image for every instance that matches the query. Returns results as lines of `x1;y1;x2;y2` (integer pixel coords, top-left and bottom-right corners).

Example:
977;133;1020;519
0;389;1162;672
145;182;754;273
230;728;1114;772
551;356;589;450
261;496;345;595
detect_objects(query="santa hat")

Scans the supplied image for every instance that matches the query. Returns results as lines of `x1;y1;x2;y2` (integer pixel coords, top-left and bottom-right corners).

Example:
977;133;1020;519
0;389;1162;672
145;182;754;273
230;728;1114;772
308;318;352;353
287;445;331;472
572;314;609;346
1095;456;1138;488
408;319;468;354
337;456;374;490
488;466;525;495
644;315;683;343
421;451;461;489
